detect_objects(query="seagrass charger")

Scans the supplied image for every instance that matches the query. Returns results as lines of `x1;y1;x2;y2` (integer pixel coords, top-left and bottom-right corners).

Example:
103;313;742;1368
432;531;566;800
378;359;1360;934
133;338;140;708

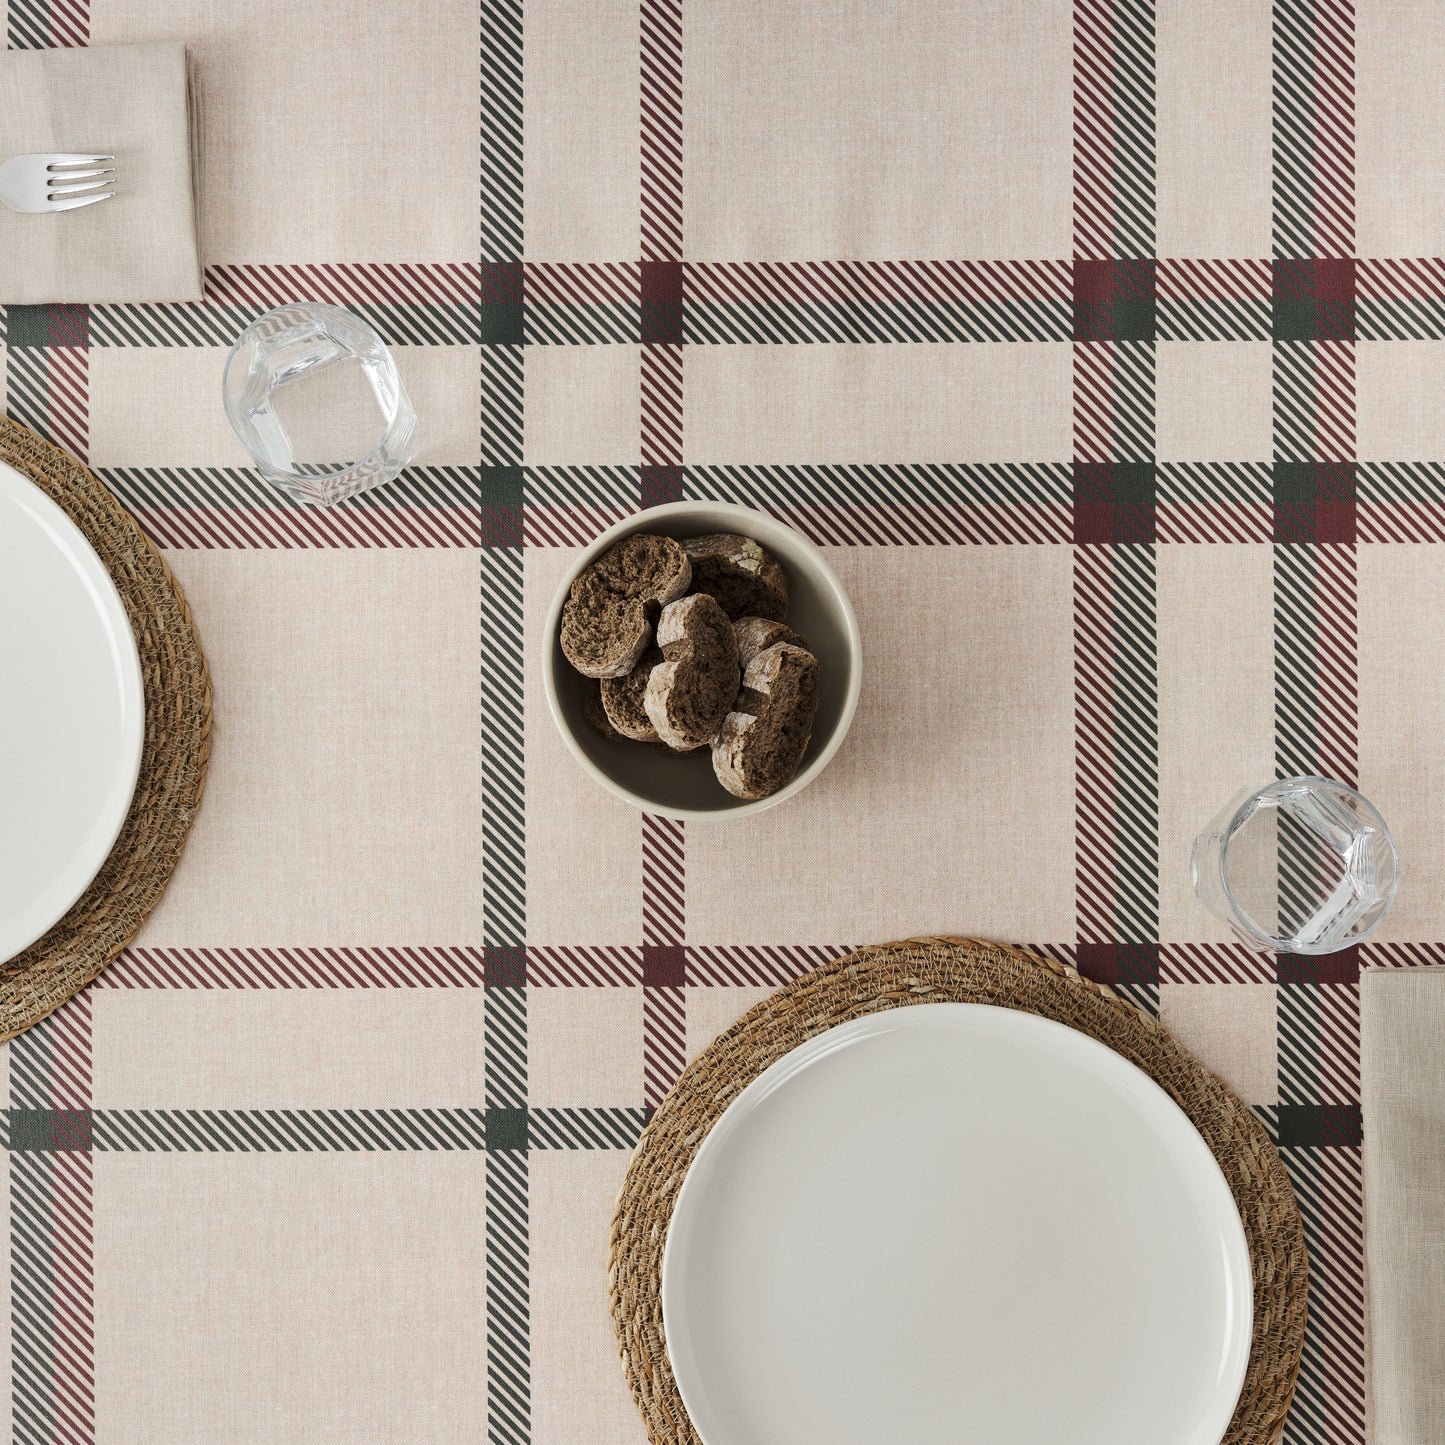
0;417;211;1040
610;936;1308;1445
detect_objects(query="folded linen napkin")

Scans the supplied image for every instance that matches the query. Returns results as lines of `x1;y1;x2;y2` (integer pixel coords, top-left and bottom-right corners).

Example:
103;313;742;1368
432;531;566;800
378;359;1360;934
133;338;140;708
1362;968;1445;1445
0;42;201;304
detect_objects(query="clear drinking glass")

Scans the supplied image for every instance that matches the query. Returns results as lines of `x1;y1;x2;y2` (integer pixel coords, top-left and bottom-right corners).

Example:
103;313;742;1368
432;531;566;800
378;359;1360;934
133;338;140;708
222;302;418;506
1191;776;1399;954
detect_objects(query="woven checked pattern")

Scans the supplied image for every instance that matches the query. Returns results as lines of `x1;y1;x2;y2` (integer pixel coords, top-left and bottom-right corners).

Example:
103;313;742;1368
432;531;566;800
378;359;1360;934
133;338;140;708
3;0;1445;1441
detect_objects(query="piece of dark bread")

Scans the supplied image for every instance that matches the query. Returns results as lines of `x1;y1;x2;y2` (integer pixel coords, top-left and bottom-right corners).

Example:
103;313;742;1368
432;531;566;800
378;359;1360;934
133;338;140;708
712;642;820;800
682;534;789;621
733;615;810;669
644;593;741;752
583;680;624;741
583;679;673;754
600;645;662;742
560;534;691;678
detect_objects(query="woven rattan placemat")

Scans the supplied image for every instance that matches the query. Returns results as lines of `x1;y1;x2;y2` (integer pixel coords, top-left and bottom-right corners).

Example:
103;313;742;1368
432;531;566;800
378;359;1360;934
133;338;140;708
610;937;1308;1445
0;418;211;1040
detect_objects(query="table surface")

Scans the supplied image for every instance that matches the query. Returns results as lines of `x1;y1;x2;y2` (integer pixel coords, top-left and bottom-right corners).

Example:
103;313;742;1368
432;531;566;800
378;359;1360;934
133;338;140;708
3;0;1442;1441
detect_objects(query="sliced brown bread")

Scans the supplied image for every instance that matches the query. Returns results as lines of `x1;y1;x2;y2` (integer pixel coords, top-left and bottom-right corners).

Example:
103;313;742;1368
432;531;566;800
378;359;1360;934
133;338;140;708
600;644;663;742
682;534;790;621
712;641;821;800
644;593;741;752
583;678;673;754
560;534;691;678
583;680;624;741
733;615;810;669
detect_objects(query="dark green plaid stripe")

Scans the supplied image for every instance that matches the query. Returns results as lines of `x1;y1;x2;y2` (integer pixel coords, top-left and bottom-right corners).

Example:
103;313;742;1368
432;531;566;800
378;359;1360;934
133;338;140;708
482;3;528;1440
2;1108;644;1152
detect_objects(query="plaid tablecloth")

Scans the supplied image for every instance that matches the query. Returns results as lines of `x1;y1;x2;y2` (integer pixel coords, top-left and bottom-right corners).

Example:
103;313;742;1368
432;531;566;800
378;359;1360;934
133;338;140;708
2;0;1442;1440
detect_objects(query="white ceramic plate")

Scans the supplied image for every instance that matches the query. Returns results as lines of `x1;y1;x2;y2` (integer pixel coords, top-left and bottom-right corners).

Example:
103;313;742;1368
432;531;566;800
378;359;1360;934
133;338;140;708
662;1003;1253;1445
0;461;145;963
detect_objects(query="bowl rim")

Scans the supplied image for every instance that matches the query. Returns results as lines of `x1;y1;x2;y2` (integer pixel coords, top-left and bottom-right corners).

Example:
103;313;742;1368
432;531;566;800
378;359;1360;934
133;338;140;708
540;501;863;822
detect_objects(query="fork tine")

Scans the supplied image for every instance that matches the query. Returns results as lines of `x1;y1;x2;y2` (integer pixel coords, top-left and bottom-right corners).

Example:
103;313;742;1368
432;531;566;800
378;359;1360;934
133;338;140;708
47;190;115;212
45;154;115;168
46;178;113;199
48;168;115;188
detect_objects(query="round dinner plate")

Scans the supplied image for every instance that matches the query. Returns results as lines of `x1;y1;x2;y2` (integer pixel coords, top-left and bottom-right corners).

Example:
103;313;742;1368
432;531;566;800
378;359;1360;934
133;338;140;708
0;461;145;963
662;1003;1253;1445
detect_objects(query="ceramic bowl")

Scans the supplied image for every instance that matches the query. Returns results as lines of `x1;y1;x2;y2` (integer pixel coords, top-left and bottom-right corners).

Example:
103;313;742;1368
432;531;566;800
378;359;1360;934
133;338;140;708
541;501;862;820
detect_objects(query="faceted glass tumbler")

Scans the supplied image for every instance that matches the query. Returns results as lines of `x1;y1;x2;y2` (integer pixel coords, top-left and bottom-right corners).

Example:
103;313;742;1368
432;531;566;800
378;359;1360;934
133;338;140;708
1191;776;1400;955
222;302;418;506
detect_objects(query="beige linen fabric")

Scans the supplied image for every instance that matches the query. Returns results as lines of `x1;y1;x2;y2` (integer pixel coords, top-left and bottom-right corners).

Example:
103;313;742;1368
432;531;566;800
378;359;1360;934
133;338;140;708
1155;546;1276;942
1154;0;1272;257
684;343;1073;464
1356;3;1445;256
528;989;642;1106
1361;970;1445;1445
686;547;1077;945
523;0;640;262
530;1153;646;1444
1158;983;1279;1105
94;1154;489;1445
90;991;490;1109
1155;343;1273;463
133;549;485;946
524;346;644;465
0;42;200;302
1357;341;1445;462
683;0;1073;259
90;0;482;266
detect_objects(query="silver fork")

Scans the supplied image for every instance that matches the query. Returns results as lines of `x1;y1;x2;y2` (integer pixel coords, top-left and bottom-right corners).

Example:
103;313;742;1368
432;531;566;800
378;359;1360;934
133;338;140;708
0;153;115;214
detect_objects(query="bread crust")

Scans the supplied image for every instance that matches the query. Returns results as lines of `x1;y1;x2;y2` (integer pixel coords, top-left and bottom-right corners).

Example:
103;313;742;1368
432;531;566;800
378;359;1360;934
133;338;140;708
712;641;820;799
733;615;809;669
583;679;622;740
644;593;741;752
600;645;663;741
682;534;789;621
584;678;677;754
560;534;691;678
